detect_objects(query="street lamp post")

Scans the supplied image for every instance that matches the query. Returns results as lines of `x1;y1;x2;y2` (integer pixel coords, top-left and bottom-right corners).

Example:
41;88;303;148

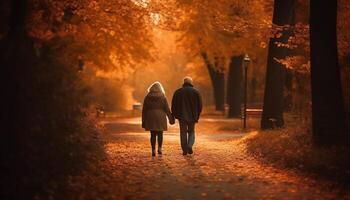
243;54;250;129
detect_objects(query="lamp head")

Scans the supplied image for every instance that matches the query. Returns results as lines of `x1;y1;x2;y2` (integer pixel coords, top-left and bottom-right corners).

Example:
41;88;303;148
243;54;250;68
243;54;250;62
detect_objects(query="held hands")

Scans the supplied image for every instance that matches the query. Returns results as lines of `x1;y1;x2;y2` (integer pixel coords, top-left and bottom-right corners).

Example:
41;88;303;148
169;117;175;125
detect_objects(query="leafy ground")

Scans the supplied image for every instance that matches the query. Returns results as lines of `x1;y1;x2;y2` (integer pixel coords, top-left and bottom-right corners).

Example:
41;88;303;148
63;116;350;200
243;117;350;186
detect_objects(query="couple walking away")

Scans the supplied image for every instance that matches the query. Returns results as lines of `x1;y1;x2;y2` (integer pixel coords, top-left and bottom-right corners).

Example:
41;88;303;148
142;77;202;156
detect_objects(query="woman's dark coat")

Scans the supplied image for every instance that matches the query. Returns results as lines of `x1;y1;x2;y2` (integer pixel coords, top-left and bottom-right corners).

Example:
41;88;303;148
142;92;174;131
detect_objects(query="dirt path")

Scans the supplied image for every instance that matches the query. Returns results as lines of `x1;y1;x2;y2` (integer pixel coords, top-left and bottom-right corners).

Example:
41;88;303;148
68;117;350;200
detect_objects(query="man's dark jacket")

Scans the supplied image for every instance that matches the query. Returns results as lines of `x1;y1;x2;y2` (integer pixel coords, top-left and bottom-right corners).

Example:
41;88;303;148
171;83;202;123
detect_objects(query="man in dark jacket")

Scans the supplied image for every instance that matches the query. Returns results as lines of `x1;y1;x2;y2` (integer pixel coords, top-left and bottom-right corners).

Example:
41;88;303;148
172;77;202;155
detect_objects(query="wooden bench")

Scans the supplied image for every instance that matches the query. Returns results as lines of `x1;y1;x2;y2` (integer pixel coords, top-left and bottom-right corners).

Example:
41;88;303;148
246;108;263;117
96;106;106;118
132;103;142;116
242;104;263;117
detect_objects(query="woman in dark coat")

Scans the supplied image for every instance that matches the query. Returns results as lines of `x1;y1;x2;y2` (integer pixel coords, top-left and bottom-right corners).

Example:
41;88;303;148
142;82;175;156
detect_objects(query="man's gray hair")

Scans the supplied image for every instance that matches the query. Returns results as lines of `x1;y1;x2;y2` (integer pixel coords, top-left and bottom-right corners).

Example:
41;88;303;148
183;76;193;84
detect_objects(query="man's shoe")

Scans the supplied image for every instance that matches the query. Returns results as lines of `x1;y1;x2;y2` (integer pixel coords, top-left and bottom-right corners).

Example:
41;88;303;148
152;150;156;157
188;148;193;154
183;151;187;155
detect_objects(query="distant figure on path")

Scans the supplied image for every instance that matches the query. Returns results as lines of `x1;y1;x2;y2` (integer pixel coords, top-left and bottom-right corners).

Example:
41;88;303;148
142;82;175;156
172;77;202;155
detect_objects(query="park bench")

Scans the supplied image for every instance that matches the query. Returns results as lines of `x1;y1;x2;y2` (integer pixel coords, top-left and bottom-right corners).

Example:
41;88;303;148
96;106;106;118
132;102;142;111
243;104;263;117
132;102;142;116
240;103;263;129
246;108;263;117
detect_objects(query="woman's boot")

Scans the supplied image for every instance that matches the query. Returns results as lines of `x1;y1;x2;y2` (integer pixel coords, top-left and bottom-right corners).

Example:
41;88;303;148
151;132;156;156
157;132;163;154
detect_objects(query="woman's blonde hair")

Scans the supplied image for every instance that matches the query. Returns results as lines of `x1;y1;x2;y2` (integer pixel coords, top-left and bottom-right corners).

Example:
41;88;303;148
147;81;165;94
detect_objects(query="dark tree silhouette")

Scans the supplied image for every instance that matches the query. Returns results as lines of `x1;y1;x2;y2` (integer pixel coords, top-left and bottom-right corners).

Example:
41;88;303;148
201;53;225;111
1;0;31;198
261;0;296;129
1;1;100;199
227;56;243;118
310;0;347;146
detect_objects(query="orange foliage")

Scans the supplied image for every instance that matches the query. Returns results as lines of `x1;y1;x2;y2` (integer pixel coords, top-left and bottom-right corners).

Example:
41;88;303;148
27;0;155;71
172;0;273;68
338;0;350;66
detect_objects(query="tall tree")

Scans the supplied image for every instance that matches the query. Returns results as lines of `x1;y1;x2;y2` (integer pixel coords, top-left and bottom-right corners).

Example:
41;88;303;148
310;0;347;146
1;0;31;198
261;0;296;129
202;53;225;111
227;56;243;118
1;0;156;198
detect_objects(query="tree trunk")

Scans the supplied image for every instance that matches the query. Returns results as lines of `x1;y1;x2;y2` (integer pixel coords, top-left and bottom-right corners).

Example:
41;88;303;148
261;0;296;129
227;56;243;118
201;53;225;111
310;0;347;146
1;0;32;199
